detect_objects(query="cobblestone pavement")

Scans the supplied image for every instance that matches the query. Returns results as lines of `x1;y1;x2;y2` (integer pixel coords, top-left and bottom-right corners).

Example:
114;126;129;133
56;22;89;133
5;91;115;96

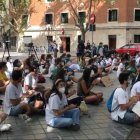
0;51;139;140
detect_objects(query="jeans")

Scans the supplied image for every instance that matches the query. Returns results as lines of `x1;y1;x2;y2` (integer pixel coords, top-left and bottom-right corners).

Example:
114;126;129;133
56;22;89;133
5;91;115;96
48;108;80;128
9;104;23;116
117;110;136;125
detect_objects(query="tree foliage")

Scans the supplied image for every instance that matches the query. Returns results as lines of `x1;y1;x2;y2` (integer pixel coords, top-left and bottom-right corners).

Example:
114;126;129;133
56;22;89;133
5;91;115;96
66;0;109;41
0;0;31;34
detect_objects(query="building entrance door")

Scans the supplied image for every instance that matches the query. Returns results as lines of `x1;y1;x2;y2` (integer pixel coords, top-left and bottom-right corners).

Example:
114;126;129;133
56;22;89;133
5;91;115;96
108;35;116;49
60;37;70;52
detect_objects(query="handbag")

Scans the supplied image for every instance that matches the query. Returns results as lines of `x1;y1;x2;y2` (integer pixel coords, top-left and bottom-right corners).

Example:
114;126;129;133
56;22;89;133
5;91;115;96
79;101;89;115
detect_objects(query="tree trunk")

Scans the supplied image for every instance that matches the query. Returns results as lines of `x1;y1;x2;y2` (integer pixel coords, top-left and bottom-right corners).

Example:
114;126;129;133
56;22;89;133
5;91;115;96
16;35;22;52
81;30;86;42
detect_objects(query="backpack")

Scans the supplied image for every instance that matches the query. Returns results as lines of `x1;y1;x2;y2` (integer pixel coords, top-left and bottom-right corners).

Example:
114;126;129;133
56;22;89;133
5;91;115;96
106;88;119;112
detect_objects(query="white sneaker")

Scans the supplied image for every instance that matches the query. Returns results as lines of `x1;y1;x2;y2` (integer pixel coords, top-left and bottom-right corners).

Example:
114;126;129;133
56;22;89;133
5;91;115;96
19;114;31;123
0;124;11;132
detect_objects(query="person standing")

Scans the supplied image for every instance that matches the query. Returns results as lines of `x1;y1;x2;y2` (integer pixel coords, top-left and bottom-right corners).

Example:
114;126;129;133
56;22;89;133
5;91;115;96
53;40;58;58
92;43;97;57
77;40;85;65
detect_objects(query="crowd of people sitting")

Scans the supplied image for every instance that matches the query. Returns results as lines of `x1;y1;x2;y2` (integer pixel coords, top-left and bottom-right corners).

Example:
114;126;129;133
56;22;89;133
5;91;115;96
0;43;140;132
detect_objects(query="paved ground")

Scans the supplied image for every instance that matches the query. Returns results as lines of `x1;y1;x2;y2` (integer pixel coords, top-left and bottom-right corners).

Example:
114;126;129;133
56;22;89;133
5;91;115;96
0;51;139;140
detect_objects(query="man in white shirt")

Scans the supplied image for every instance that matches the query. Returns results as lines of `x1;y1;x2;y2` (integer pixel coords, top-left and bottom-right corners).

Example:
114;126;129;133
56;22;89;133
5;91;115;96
4;70;32;122
131;81;140;97
24;66;38;92
117;58;125;78
111;72;140;124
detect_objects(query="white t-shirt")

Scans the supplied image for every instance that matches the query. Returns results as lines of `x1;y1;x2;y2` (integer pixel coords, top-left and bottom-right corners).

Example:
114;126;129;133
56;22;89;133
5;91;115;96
3;83;23;115
112;58;117;67
6;62;13;74
24;73;37;91
106;58;112;66
69;64;80;71
111;88;129;121
45;93;68;124
117;63;125;78
136;57;140;65
131;81;140;97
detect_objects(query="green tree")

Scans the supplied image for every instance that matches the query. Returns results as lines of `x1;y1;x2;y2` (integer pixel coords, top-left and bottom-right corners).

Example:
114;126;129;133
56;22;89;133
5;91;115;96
0;0;31;52
67;0;117;42
67;0;140;42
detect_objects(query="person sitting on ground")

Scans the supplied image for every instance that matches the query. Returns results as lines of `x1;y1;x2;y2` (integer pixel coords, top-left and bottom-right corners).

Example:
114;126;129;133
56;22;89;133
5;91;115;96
130;76;140;98
13;59;24;71
77;68;103;105
23;57;31;76
90;66;108;86
126;59;137;85
0;62;10;93
111;72;140;125
132;64;140;86
3;70;32;122
24;66;44;109
0;111;11;132
117;57;126;78
40;60;50;75
135;52;140;66
39;54;46;65
111;55;119;71
51;58;64;81
45;56;55;78
39;54;47;74
54;69;82;106
45;79;80;130
65;54;72;64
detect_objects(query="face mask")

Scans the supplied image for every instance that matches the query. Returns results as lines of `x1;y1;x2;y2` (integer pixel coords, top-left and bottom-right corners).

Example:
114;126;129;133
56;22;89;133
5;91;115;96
58;87;65;94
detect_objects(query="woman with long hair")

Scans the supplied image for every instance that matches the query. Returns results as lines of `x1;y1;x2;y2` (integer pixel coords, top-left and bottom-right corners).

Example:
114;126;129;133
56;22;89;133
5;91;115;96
77;68;103;104
39;54;46;65
45;79;80;131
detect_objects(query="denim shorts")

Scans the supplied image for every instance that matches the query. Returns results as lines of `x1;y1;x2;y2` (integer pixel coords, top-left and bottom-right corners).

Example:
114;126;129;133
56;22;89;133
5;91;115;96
118;110;136;125
9;104;23;116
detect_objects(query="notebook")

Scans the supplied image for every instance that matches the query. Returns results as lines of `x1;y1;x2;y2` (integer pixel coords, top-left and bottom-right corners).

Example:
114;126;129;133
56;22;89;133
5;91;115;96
68;94;78;100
